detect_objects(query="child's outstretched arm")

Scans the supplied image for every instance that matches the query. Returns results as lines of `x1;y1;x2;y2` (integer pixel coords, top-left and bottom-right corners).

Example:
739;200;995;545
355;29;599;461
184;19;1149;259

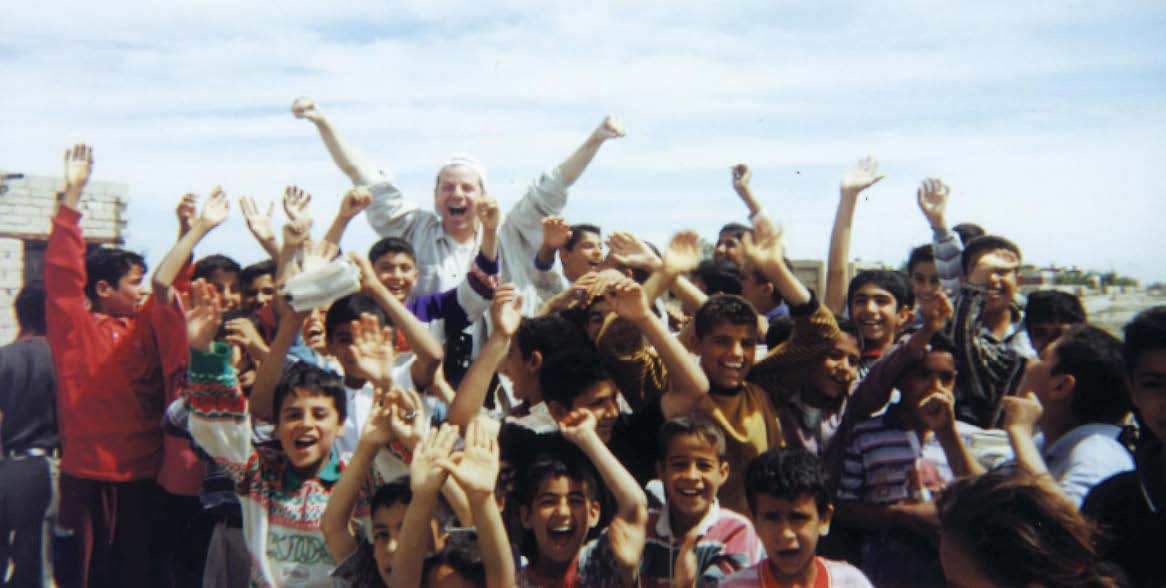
436;418;515;588
447;284;521;428
917;178;962;291
153;188;230;305
560;410;649;587
389;424;461;588
824;156;885;315
324;187;373;248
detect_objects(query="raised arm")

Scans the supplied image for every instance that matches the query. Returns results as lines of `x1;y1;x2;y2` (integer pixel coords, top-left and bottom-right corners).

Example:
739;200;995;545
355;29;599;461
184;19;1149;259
239;196;280;260
824;156;885;315
731;164;763;217
388;424;461;588
741;212;810;307
324;187;373;248
643;231;702;307
350;253;444;389
292;97;381;186
557;115;625;187
917;178;962;290
153;188;230;305
58;143;93;211
919;392;985;479
560;410;648;586
435;419;515;588
447;285;521;428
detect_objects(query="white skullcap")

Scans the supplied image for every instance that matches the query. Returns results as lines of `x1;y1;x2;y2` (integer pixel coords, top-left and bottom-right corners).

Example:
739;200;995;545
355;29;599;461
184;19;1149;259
440;154;488;190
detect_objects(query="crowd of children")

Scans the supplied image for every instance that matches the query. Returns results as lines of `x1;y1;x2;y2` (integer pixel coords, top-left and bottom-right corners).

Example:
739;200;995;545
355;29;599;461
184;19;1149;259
0;102;1163;588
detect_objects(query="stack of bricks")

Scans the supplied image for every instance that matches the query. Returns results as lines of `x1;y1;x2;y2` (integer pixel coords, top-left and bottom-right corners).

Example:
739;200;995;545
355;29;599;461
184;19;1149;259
0;172;127;343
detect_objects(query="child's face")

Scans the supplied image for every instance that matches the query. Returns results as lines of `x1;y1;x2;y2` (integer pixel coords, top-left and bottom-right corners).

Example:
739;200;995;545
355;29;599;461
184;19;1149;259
560;232;604;281
373;251;418;301
373;502;409;585
658;434;728;522
566;380;620;443
807;332;860;400
752;493;831;583
1026;321;1071;355
910;261;940;305
209;268;241;310
714;231;744;267
1019;340;1065;413
697;322;758;389
276;388;341;474
243;274;276;311
499;342;538;403
520;474;600;566
849;282;908;350
1130;349;1166;443
98;264;149;317
300;307;328;353
329;319;393;379
966;248;1019;314
900;351;958;423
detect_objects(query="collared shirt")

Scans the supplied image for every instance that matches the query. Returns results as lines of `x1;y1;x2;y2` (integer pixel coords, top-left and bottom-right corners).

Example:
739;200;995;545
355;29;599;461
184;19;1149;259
1035;422;1134;508
640;502;763;587
719;557;873;588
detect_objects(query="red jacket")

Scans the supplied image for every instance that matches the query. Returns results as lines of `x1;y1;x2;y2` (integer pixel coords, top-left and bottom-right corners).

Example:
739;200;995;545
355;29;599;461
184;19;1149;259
45;206;183;481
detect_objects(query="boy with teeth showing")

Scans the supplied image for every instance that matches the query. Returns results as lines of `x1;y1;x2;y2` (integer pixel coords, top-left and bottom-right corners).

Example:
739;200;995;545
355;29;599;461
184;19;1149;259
183;282;381;588
639;416;765;587
515;410;649;587
720;448;872;588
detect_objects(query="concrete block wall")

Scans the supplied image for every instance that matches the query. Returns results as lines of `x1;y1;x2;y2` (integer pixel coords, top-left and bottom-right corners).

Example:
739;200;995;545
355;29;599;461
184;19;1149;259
0;173;127;342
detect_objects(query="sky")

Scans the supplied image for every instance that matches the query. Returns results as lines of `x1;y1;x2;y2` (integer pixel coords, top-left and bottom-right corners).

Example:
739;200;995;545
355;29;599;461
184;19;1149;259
2;1;1165;282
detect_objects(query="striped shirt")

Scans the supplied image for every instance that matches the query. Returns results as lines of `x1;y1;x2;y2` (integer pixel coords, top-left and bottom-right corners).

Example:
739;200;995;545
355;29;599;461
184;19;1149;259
837;408;981;504
719;557;872;588
639;502;763;587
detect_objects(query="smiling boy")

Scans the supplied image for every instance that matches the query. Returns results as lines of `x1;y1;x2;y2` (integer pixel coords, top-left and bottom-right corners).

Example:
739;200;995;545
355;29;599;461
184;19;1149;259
720;448;871;588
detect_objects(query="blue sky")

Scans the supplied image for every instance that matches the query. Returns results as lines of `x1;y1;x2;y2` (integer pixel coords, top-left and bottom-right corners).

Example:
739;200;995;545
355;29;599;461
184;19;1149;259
3;1;1165;281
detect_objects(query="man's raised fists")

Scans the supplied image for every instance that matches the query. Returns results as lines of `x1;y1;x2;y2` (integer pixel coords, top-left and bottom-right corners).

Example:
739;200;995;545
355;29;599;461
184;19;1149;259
592;115;626;141
290;97;325;123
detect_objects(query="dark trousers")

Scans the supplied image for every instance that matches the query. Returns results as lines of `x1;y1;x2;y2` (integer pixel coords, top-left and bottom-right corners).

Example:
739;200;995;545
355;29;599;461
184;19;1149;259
0;456;55;587
54;475;166;588
154;491;215;588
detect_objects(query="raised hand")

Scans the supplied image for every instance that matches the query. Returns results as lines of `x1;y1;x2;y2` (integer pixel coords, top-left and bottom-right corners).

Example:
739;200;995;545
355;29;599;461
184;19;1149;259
918;289;954;333
661;230;702;277
606;231;662;271
916;177;950;230
840;155;885;196
436;418;500;500
240;196;277;245
347;252;382;296
176;193;198;234
337;187;372;220
1002;391;1043;437
583;268;628;307
290;97;324;123
541;216;573;250
224;316;264;353
672;527;701;588
359;387;398;450
490;284;523;338
388;387;427;452
918;392;957;434
282;217;313;250
348;313;395;386
741;220;785;269
592;115;626;141
196;187;230;231
300;238;339;272
731;163;752;196
283;185;312;223
63;143;93;197
605;277;651;323
558;409;599;447
186;279;223;352
409;423;460;496
477;197;501;232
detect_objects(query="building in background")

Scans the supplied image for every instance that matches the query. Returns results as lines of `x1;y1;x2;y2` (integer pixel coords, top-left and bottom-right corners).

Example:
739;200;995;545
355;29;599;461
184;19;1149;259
0;172;127;342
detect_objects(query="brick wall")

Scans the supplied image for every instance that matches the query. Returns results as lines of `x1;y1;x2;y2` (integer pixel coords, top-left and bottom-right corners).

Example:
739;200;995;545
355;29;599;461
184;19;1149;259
0;173;126;342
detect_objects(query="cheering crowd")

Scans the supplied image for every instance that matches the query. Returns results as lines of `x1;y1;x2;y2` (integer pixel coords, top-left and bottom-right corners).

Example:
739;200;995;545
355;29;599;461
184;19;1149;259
0;98;1164;588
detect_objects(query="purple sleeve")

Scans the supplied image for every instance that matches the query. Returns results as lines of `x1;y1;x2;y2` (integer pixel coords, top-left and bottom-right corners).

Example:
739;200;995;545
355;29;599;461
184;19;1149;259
408;288;470;330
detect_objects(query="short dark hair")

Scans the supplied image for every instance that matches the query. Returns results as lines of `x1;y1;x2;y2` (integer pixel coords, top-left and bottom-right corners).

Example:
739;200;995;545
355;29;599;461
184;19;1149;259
927;331;958;357
368;237;416;265
273;361;346;424
84;248;147;302
516;314;588;361
325;294;387;342
748;268;784;305
14;283;47;335
539;349;618;408
371;477;413;519
563;223;601;252
1123;306;1166;375
847;270;912;311
719;222;751;239
906;244;935;276
765;316;795;349
1051;325;1130;425
960;235;1021;276
657;415;727;462
951;223;986;246
691;259;743;296
422;533;486;587
239;260;276;290
1026;291;1086;326
694;294;758;339
834;315;861;341
515;449;599;508
192;254;241;282
744;447;831;514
